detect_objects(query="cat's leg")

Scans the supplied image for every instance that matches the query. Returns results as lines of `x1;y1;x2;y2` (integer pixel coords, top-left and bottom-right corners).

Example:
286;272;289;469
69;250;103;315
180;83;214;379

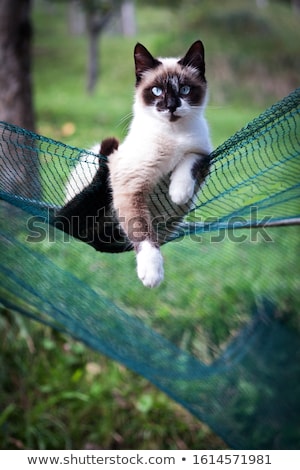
113;190;164;288
169;153;210;205
136;240;164;288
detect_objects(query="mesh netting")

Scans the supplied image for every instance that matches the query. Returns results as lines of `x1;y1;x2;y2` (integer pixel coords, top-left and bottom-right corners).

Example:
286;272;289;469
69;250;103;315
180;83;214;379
0;88;300;449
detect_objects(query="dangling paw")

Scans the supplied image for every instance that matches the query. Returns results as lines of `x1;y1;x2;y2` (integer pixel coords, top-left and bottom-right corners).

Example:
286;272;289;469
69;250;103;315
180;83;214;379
136;241;164;288
169;177;195;205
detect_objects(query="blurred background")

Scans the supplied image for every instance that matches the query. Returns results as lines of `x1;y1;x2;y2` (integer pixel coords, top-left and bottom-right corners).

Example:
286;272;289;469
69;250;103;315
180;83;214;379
0;0;299;450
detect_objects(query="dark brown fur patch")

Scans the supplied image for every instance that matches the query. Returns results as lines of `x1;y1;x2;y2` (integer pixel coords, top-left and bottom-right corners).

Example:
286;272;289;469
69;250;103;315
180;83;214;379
140;66;207;111
192;154;211;182
100;137;119;157
134;43;162;84
178;40;205;80
52;136;130;253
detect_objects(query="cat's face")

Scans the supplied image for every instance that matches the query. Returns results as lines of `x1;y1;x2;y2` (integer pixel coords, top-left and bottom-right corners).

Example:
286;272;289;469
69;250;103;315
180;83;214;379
134;41;207;122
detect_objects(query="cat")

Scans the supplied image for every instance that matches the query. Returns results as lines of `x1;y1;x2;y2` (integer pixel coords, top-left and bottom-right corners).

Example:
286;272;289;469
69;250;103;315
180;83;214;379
107;40;212;287
57;40;212;288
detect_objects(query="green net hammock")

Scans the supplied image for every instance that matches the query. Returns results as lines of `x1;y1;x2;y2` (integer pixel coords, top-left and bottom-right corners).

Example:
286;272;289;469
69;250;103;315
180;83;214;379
1;88;300;449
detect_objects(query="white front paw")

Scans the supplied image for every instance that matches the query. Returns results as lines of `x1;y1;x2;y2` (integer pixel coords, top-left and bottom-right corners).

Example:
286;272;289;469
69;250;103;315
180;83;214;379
136;241;164;288
169;178;195;205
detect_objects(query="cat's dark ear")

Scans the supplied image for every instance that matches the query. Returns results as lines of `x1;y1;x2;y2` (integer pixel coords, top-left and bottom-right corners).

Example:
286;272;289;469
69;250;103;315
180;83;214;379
178;40;205;80
134;43;161;84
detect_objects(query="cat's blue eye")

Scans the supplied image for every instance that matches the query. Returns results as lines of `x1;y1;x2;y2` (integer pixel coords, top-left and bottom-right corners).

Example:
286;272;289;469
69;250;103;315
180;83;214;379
152;86;163;97
180;85;191;95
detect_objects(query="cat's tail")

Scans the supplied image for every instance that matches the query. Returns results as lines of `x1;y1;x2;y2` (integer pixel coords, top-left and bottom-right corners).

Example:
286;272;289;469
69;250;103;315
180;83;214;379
100;137;119;157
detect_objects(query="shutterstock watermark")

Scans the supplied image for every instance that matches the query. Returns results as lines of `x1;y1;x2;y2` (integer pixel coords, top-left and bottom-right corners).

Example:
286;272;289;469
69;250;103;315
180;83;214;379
187;206;274;244
26;206;277;246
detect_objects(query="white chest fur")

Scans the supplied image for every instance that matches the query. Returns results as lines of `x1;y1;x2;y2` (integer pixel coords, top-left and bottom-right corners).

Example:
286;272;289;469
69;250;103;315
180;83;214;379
108;104;211;191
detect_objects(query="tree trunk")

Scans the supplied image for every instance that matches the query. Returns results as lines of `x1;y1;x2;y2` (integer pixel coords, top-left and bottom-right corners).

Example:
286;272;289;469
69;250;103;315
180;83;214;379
68;0;85;35
85;10;112;94
256;0;268;7
120;1;136;37
0;0;40;199
291;0;300;14
0;0;35;131
86;26;100;94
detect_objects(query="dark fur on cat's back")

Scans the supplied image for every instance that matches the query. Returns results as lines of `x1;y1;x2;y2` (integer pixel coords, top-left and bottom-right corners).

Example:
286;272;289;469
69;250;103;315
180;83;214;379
52;138;132;253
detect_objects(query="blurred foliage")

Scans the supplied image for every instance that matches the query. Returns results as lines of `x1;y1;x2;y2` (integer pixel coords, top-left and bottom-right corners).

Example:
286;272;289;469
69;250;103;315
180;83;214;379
32;0;300;147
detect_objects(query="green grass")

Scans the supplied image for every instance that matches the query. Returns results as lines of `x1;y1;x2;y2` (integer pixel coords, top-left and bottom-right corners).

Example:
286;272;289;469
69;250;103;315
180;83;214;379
1;0;299;450
0;308;227;450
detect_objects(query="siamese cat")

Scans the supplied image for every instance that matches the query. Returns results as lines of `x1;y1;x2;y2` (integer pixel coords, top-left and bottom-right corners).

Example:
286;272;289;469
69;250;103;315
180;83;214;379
108;40;212;287
62;40;212;288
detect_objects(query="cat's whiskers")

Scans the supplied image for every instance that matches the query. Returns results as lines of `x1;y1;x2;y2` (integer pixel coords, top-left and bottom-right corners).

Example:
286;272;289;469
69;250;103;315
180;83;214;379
117;112;133;136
